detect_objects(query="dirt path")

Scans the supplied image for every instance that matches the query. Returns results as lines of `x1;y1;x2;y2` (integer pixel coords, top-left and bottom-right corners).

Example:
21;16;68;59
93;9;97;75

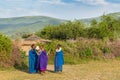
0;60;120;80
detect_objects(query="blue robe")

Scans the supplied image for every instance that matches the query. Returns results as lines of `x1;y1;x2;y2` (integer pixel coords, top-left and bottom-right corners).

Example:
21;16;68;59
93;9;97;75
29;49;38;73
54;50;64;72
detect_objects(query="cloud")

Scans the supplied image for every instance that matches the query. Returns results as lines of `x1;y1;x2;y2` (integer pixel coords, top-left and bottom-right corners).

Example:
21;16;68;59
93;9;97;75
0;0;120;19
75;0;109;5
36;0;66;5
75;0;120;8
4;0;27;1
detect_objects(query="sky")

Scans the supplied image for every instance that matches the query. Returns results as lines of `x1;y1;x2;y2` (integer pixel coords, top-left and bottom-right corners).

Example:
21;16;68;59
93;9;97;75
0;0;120;20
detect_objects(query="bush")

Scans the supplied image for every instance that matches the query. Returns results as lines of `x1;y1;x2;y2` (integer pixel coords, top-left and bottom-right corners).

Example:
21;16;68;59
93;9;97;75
11;41;28;70
37;20;86;40
36;15;120;63
37;39;120;64
37;15;120;40
0;33;12;67
22;33;32;38
37;39;113;64
101;47;111;54
0;33;27;69
20;49;26;59
79;47;93;58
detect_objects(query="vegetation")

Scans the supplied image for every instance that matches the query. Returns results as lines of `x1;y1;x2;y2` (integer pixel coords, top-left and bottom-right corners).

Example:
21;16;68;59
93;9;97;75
81;12;120;25
22;33;32;38
39;38;119;64
0;12;119;38
0;33;27;69
37;15;120;40
0;13;120;68
0;33;12;65
37;20;87;40
36;15;120;64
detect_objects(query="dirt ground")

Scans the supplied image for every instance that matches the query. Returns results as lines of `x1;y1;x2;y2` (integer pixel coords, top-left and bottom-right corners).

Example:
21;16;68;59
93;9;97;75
0;60;120;80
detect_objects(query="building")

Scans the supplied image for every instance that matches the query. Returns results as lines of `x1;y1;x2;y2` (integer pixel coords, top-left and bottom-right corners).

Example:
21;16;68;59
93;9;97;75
21;35;51;56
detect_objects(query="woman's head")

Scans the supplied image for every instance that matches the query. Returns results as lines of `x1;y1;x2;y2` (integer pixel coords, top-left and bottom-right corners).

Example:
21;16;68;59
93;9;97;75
56;44;61;49
40;44;44;50
31;44;36;49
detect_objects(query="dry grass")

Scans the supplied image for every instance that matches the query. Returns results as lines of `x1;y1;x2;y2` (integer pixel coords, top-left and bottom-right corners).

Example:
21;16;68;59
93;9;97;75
0;60;120;80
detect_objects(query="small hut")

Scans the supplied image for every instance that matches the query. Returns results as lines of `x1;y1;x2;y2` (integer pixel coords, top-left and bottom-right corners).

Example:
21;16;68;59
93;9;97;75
21;35;51;56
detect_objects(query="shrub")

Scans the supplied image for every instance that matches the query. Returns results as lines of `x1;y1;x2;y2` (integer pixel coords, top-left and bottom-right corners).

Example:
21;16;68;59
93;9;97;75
79;47;93;58
22;33;32;38
37;15;120;40
37;20;86;40
0;33;12;66
20;49;26;59
101;47;111;54
0;33;27;69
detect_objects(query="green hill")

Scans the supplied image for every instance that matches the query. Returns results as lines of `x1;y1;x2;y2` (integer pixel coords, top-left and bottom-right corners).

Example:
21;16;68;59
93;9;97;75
0;12;120;38
0;16;66;37
107;12;120;18
80;12;120;25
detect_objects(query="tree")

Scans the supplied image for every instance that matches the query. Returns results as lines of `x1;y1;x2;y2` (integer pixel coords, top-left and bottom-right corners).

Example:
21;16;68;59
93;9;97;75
91;19;98;27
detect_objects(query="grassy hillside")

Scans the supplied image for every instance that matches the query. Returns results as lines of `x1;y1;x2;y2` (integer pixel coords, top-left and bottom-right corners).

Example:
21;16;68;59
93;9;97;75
81;12;120;25
0;12;119;37
0;16;66;37
107;12;120;18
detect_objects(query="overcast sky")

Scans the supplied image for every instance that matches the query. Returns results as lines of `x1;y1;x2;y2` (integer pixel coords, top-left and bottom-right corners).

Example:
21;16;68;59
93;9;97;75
0;0;120;20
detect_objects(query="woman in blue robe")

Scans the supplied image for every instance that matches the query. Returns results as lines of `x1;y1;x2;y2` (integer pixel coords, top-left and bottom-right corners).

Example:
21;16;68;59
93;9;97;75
54;44;64;73
29;44;38;73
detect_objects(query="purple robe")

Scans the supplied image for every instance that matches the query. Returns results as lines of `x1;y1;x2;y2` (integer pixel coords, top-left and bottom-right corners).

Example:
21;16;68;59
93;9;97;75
37;50;48;71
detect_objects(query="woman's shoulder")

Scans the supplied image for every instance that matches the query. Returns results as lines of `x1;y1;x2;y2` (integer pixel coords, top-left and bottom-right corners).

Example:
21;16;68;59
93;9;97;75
29;49;32;52
41;49;46;53
56;50;63;54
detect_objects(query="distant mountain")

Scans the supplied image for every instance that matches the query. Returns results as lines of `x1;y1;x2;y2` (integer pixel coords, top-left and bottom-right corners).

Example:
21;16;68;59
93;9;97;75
0;16;66;37
107;12;120;18
0;12;120;38
80;12;120;25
